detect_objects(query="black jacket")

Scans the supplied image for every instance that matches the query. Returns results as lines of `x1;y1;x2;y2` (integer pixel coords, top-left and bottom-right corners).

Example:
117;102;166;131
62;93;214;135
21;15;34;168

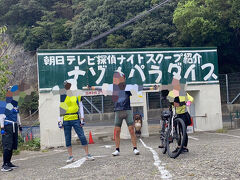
114;91;132;111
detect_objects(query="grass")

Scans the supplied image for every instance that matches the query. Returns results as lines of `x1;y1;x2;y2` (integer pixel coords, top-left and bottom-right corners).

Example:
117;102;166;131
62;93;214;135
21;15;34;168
0;135;41;156
41;149;49;153
216;128;228;133
18;136;41;151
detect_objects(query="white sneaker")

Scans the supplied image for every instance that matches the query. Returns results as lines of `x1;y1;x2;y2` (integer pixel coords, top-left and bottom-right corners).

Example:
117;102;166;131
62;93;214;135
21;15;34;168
133;149;140;155
66;156;74;163
86;154;95;161
112;150;120;156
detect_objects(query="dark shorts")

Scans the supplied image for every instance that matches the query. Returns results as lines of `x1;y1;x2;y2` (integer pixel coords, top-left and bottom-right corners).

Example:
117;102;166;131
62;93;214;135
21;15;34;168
63;120;88;147
114;110;134;127
177;112;191;126
2;124;18;150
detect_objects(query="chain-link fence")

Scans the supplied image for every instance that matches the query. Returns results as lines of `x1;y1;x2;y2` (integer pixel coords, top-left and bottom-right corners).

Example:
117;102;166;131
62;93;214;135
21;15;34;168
28;73;239;130
219;72;240;104
219;72;240;129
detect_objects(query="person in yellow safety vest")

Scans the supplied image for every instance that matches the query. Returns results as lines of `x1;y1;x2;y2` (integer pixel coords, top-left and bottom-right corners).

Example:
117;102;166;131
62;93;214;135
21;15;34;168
168;90;194;153
58;81;95;163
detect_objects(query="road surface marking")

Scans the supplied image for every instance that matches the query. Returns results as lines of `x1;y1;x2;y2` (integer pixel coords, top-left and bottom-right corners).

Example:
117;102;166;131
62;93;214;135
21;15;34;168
60;157;86;169
188;136;199;141
100;145;114;149
206;132;240;139
140;139;172;179
60;155;107;169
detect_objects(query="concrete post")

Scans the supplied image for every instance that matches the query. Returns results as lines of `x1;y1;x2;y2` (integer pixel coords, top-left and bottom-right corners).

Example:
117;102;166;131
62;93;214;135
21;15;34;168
39;93;65;149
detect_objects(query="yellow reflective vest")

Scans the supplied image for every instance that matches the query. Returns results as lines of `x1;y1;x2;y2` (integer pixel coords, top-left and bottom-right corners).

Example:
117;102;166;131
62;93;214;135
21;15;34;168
61;96;82;121
168;91;194;115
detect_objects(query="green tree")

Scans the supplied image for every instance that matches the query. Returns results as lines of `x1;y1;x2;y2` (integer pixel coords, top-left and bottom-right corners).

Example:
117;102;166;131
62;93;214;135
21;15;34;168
1;0;44;26
69;0;178;48
23;11;70;51
0;0;72;51
173;0;240;73
19;91;39;115
0;26;12;100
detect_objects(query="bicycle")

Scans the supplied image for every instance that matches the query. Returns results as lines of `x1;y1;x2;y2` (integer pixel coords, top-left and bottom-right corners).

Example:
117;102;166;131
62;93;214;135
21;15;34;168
160;103;187;158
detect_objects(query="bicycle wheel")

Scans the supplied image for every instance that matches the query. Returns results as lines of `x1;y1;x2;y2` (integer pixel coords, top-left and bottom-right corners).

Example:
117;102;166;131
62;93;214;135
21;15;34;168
166;118;186;158
160;133;167;154
162;141;167;154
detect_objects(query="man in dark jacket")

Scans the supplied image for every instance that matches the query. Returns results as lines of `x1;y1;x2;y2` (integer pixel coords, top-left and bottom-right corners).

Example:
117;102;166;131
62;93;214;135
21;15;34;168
0;86;22;172
111;71;140;156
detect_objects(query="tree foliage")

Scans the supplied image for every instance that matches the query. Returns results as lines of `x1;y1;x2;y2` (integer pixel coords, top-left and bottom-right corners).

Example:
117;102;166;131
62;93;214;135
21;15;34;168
19;91;39;115
0;0;178;50
68;0;178;48
173;0;240;73
0;0;239;73
0;26;12;100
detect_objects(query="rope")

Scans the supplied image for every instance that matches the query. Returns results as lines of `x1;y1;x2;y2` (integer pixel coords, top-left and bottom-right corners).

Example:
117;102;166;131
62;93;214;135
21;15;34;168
75;0;172;48
21;97;49;136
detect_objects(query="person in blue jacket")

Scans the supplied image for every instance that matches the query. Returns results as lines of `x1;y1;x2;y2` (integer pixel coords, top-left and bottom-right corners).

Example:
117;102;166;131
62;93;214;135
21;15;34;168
0;85;22;172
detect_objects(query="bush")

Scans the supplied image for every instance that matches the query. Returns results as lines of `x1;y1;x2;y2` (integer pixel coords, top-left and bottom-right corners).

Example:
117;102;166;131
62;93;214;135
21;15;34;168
20;138;41;151
216;128;228;133
0;136;41;156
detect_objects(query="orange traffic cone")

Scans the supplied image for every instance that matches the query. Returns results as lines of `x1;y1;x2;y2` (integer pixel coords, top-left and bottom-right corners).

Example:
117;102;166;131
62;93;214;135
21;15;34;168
30;132;33;140
112;128;116;141
89;131;94;144
190;117;193;126
26;134;29;142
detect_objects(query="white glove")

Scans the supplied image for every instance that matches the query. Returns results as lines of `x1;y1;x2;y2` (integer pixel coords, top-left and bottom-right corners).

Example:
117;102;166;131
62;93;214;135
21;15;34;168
58;117;63;128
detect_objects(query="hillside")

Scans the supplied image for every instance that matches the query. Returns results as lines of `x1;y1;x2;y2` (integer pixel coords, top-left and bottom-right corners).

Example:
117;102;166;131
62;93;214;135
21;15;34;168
0;0;239;84
2;35;37;88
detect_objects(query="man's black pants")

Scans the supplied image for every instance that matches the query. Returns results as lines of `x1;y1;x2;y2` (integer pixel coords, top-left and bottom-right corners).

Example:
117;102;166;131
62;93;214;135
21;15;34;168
2;124;18;165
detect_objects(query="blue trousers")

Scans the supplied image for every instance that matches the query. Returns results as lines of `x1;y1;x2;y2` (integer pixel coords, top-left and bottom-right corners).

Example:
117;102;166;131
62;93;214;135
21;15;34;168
63;120;88;147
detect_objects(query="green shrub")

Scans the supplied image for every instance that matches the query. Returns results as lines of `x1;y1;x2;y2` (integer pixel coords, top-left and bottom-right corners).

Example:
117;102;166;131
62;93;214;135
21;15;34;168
216;128;228;133
20;138;41;151
0;136;41;156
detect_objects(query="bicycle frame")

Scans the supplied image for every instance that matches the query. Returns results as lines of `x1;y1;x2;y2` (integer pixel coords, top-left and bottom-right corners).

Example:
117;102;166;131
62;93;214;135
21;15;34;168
160;103;187;158
165;105;176;136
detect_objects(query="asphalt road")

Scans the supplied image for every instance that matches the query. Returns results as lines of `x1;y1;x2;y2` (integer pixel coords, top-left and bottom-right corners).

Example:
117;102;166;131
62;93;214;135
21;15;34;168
0;129;240;180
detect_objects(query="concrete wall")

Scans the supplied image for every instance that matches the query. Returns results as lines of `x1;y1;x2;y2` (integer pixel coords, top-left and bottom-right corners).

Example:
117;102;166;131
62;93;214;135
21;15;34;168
39;93;65;149
39;83;223;148
85;113;115;123
187;84;223;131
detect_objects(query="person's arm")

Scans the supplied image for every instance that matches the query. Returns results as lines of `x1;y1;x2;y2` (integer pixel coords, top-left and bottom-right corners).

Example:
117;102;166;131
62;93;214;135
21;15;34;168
186;93;194;106
84;84;158;94
58;94;65;129
79;101;84;119
82;85;102;91
142;85;159;91
126;91;132;97
17;112;22;132
51;85;60;95
17;113;21;126
187;93;194;102
58;116;63;128
0;114;6;134
78;97;85;126
125;84;158;91
167;90;175;103
0;114;6;129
